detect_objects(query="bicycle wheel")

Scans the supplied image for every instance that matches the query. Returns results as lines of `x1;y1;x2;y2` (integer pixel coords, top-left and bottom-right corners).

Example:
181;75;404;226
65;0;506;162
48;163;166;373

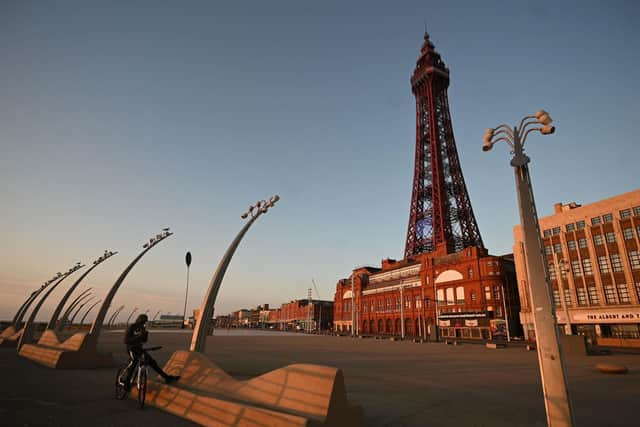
115;367;128;400
137;368;147;409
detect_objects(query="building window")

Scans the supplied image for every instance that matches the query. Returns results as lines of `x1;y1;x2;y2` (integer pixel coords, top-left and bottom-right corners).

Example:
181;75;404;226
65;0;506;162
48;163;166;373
405;295;411;308
544;245;552;255
470;292;477;301
446;288;455;305
591;216;601;226
553;243;562;253
372;301;376;312
385;298;391;312
553;289;561;307
628;251;640;270
495;305;502;317
637;226;640;238
617;284;631;303
552;226;561;235
576;287;587;305
567;240;577;250
604;285;616;304
634;206;640;216
636;282;640;301
395;297;401;311
493;286;501;301
587;287;600;304
559;261;567;279
576;220;586;229
468;268;473;278
593;234;604;245
484;286;491;301
620;208;632;219
571;260;582;277
610;254;624;272
602;213;614;223
605;232;616;243
437;289;445;305
598;256;610;274
623;228;634;240
543;229;552;237
566;223;575;232
549;263;557;280
456;287;465;304
578;238;588;248
564;288;572;306
582;258;593;275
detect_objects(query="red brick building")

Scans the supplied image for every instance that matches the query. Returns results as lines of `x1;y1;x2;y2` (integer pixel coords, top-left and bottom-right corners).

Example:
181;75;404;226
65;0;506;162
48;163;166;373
333;245;520;341
267;299;333;331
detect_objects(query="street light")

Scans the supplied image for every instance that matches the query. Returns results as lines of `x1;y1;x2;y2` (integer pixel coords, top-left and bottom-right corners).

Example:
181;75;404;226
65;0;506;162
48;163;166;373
190;194;279;352
483;110;574;427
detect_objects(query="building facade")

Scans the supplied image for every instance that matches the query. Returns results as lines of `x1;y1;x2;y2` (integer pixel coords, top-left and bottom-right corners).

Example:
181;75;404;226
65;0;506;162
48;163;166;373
333;245;520;341
267;299;334;331
514;189;640;346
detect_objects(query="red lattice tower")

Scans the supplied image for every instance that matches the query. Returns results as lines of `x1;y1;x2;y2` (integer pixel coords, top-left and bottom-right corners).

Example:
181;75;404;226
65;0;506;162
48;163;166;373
405;32;484;257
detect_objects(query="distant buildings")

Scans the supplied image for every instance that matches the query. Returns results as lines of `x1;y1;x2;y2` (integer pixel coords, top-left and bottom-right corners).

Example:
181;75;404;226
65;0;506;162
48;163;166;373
514;189;640;346
214;300;334;331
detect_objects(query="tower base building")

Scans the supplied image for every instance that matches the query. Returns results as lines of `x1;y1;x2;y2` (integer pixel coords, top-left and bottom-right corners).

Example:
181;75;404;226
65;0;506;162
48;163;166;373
333;244;521;342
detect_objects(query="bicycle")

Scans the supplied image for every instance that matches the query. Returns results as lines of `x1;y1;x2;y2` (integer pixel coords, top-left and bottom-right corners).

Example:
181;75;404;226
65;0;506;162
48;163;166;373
115;346;162;408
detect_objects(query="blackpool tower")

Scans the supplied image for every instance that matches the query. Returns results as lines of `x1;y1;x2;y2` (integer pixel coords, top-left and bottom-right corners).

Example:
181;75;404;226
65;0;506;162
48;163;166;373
405;32;484;257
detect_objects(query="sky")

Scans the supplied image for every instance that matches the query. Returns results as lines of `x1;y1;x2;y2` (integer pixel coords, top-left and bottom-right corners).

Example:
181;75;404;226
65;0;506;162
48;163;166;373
1;1;638;322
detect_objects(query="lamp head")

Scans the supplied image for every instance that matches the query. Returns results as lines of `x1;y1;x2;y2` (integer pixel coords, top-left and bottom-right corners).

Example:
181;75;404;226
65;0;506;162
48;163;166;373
540;125;555;135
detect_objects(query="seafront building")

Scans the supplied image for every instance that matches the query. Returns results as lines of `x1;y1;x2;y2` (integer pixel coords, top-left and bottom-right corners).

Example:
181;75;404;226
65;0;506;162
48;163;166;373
332;32;521;341
514;189;640;347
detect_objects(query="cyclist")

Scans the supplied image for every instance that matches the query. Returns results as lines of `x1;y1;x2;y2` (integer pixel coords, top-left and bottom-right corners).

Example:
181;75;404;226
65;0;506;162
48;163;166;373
123;314;179;387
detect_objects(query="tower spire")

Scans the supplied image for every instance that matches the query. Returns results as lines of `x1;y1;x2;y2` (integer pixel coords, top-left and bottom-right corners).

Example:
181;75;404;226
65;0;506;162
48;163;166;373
405;33;484;257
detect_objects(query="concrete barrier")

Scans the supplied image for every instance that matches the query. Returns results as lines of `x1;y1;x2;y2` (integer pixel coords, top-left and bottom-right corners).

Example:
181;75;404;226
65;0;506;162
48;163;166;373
486;342;506;349
134;350;363;427
596;363;628;375
0;326;22;348
19;331;114;369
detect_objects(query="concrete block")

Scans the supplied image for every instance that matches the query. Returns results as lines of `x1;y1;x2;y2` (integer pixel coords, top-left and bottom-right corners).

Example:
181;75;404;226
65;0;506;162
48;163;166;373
486;343;505;349
140;350;363;427
19;332;114;369
596;363;628;375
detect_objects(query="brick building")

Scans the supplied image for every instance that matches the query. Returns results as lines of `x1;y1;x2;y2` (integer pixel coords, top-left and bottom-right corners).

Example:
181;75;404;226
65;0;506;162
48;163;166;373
514;189;640;346
267;299;334;331
333;245;520;341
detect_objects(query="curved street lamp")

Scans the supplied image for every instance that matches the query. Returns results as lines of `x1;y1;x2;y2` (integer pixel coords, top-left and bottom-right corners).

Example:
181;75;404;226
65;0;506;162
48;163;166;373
68;295;96;328
17;263;85;349
47;250;117;330
85;228;173;348
483;110;574;427
107;305;125;327
57;288;93;331
190;195;279;352
126;307;139;325
79;299;102;326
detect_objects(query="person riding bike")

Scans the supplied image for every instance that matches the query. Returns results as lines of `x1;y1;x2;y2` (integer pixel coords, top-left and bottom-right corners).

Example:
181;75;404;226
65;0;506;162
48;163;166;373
123;314;179;387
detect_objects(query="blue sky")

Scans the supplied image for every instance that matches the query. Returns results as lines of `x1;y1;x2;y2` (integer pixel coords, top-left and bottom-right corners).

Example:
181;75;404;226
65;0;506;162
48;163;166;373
1;1;638;321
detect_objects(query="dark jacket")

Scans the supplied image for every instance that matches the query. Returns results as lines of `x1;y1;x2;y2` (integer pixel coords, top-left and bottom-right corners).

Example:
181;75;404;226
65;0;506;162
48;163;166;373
124;322;148;349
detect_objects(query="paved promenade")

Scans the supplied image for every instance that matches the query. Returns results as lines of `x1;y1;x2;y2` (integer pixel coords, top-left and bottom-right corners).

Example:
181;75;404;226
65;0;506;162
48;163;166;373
1;330;638;426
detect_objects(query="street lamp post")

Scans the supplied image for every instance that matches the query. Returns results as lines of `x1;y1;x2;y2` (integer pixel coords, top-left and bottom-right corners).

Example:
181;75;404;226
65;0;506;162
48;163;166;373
483;110;574;427
182;252;192;329
190;195;279;353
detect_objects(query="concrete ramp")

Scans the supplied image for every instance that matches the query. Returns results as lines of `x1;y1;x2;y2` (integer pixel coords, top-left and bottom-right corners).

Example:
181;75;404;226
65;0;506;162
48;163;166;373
135;350;363;427
0;327;23;348
19;331;114;369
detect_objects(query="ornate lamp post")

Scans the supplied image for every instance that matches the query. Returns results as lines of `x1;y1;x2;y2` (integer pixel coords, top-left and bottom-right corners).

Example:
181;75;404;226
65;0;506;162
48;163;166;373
483;110;574;427
190;195;279;352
